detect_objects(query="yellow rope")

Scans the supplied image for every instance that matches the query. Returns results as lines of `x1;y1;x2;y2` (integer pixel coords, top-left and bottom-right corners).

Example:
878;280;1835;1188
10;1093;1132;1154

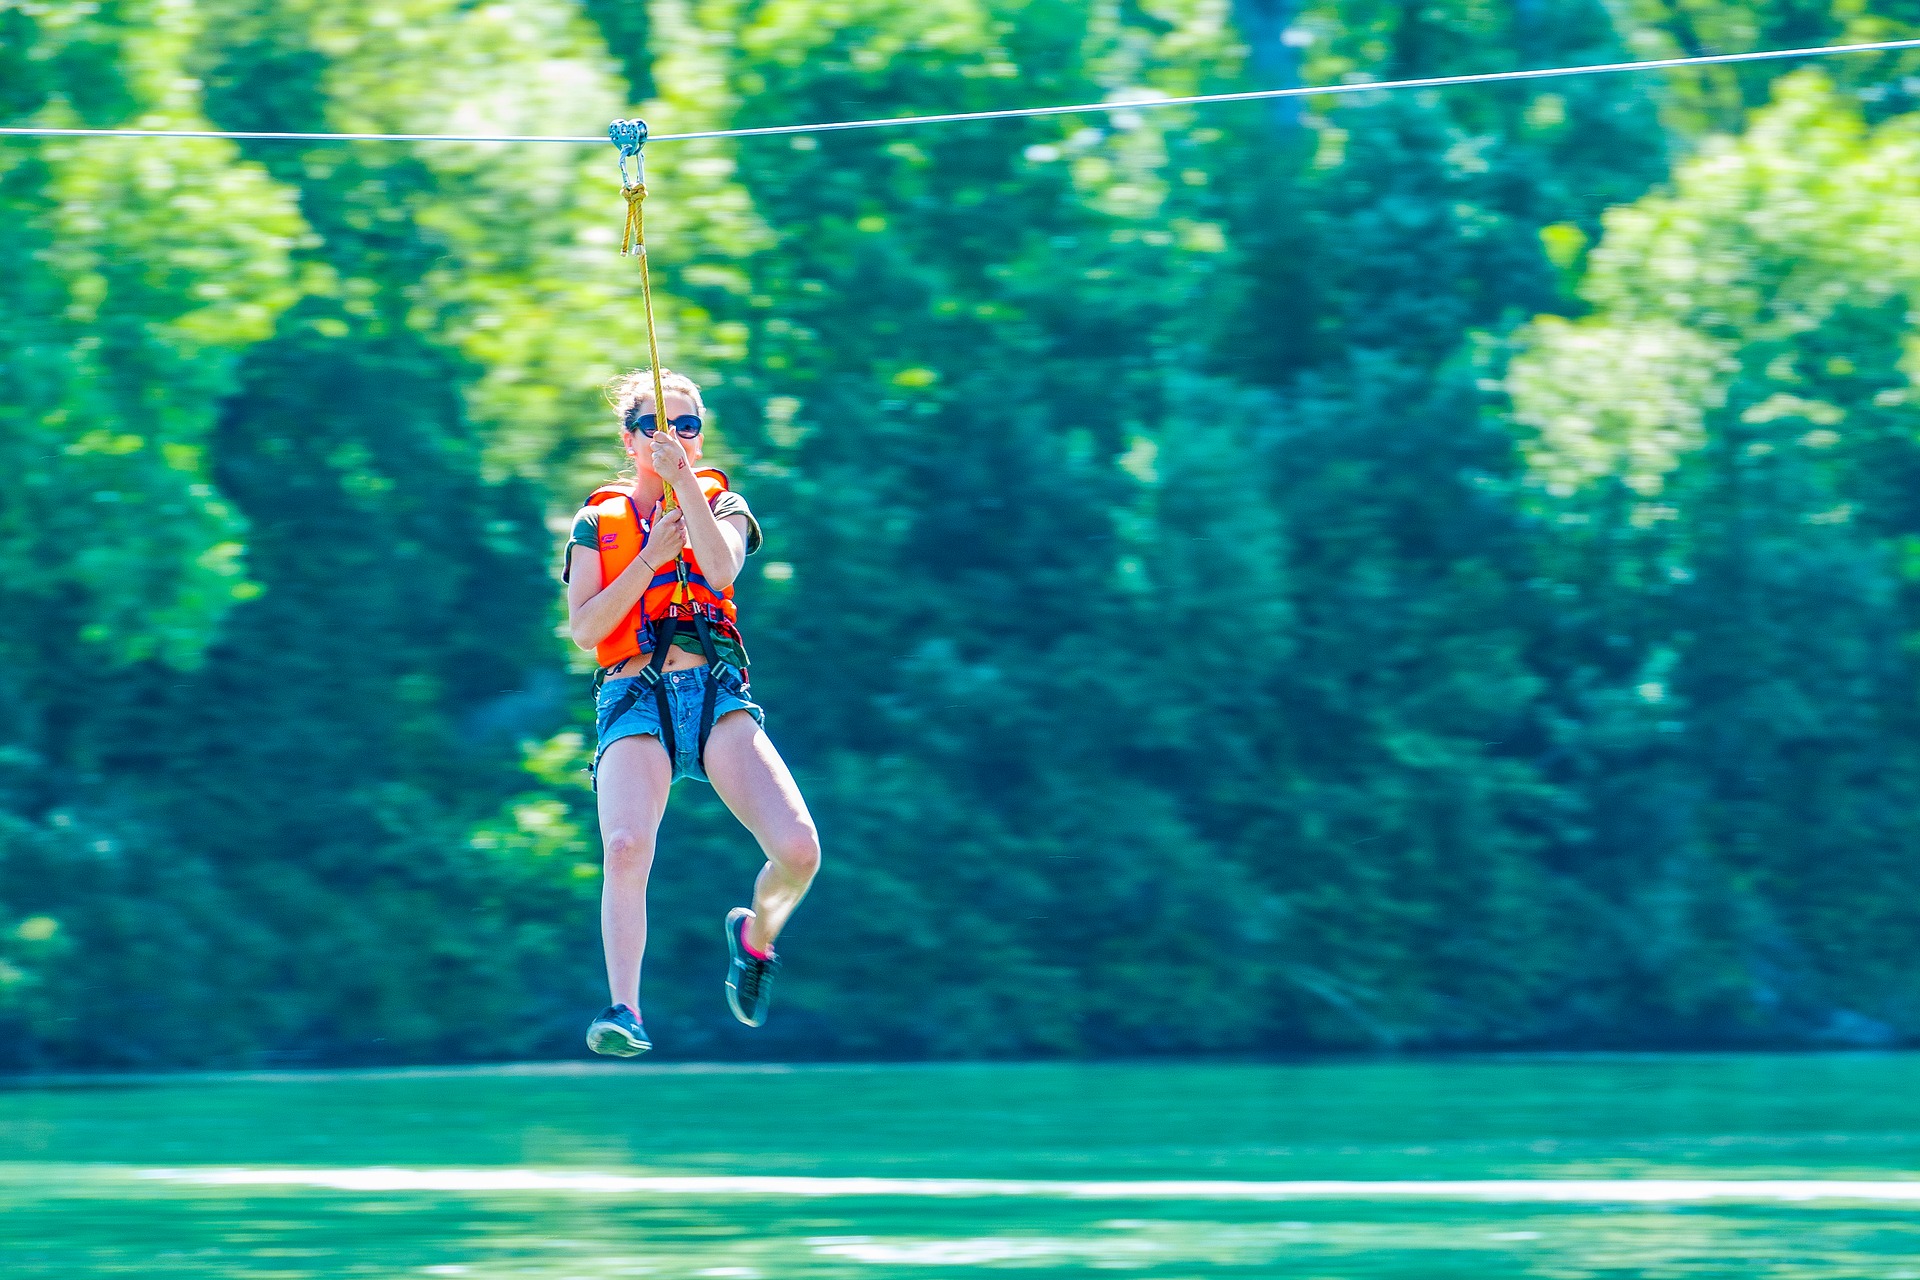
622;181;671;466
623;179;689;605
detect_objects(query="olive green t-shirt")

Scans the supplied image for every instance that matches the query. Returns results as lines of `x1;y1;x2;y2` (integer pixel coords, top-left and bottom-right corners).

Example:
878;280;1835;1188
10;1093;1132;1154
564;489;762;670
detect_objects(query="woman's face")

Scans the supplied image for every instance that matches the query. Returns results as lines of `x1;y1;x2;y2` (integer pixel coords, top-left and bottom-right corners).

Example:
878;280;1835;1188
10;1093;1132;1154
624;390;705;472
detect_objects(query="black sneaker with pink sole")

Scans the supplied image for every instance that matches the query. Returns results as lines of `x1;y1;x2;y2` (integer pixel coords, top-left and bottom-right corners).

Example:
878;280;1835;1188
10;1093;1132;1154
724;907;779;1027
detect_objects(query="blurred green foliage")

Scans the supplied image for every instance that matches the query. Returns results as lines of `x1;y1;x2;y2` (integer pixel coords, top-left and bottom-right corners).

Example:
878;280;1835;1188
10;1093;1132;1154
1;0;1917;1065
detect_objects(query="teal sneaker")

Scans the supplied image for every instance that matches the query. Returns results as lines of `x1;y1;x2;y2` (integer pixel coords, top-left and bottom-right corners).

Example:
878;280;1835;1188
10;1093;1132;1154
586;1004;651;1056
725;907;779;1027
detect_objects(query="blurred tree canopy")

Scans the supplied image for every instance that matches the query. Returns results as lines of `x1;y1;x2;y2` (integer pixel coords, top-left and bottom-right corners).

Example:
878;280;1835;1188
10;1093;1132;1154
1;0;1917;1065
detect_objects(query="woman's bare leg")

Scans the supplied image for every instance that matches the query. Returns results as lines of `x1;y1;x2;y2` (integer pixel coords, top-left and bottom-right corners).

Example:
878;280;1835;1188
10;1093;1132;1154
595;733;674;1010
703;710;821;954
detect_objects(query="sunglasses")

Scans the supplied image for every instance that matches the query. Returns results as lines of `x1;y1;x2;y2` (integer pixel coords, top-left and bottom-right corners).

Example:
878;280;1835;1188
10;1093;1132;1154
627;411;704;439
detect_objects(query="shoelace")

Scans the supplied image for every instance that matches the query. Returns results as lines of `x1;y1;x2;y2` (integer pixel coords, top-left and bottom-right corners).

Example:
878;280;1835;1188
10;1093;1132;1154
738;952;778;1002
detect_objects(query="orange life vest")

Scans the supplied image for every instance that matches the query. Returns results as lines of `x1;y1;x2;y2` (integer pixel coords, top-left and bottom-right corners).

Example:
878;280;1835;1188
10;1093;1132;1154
585;469;740;671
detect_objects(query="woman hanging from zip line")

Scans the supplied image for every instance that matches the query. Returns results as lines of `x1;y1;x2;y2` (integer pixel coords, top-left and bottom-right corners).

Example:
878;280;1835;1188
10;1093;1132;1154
564;368;821;1055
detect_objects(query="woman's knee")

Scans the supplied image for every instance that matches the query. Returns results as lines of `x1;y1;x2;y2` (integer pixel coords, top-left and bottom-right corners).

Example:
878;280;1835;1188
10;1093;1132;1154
603;827;655;876
769;822;821;882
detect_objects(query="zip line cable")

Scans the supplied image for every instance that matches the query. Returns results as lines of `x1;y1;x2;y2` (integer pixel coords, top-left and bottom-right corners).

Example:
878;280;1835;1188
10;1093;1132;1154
2;37;1918;146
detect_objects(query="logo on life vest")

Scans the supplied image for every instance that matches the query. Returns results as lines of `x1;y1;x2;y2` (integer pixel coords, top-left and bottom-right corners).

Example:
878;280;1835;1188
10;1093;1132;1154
601;533;619;548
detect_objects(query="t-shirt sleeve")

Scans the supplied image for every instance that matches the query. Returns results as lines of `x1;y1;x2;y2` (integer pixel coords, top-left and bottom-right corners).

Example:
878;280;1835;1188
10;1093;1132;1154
710;490;763;556
561;507;598;583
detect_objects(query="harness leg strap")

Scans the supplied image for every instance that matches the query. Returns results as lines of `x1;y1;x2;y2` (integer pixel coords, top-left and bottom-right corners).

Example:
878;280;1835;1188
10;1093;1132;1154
598;656;645;729
602;683;643;726
647;618;679;765
690;613;735;766
697;675;721;765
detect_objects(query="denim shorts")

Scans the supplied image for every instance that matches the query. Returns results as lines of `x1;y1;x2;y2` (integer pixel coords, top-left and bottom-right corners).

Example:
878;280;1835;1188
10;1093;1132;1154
594;666;764;786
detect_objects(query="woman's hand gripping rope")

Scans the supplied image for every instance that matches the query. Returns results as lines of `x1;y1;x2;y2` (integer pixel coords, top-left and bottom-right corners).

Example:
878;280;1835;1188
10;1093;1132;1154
639;502;686;571
650;427;699;499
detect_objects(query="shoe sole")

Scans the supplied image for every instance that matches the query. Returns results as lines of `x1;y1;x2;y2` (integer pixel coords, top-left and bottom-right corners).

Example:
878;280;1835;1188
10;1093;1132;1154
586;1024;651;1056
725;907;769;1028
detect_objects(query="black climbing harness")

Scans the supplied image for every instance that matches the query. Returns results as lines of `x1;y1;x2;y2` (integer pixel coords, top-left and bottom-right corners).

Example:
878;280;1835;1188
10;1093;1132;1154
597;611;741;773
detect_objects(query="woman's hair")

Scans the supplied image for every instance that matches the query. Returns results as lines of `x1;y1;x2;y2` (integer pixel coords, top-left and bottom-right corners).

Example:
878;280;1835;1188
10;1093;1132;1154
608;367;705;433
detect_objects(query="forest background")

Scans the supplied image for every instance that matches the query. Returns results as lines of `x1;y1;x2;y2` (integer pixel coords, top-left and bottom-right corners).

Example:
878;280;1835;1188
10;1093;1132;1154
4;0;1920;1067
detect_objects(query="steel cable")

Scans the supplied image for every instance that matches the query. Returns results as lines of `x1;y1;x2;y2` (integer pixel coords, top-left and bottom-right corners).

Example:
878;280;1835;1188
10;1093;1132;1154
0;38;1916;147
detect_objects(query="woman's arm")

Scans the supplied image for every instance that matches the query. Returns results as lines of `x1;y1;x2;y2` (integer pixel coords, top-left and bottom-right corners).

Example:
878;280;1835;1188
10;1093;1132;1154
680;506;748;591
652;434;748;590
565;508;685;650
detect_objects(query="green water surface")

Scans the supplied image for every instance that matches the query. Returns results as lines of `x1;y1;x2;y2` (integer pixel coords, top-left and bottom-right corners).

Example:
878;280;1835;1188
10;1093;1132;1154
4;1054;1919;1278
